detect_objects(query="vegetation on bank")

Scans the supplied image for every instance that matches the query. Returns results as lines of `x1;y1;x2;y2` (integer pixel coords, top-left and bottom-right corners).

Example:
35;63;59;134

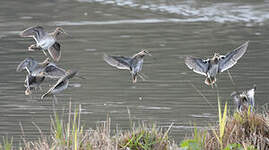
0;101;269;150
180;100;269;150
0;103;178;150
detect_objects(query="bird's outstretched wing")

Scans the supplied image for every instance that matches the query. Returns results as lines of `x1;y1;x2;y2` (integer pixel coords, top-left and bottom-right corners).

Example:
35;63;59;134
219;41;248;72
48;42;61;62
41;71;77;99
62;70;77;81
185;56;209;76
43;64;66;78
53;70;76;89
104;54;132;70
54;70;76;85
16;57;37;74
17;58;30;72
20;25;46;42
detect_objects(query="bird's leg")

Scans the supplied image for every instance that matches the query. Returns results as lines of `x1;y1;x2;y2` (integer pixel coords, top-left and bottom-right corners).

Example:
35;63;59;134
208;77;213;88
25;88;32;96
28;44;36;51
28;44;42;51
210;77;216;88
39;86;43;91
210;84;213;89
211;82;214;89
132;74;137;83
42;50;48;56
205;77;214;88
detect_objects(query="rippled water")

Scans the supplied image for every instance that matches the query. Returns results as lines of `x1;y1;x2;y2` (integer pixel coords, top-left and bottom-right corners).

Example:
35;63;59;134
0;0;269;146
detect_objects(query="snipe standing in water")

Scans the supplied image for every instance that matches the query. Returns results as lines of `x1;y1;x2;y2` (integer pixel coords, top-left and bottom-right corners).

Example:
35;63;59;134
231;85;256;112
20;25;69;62
104;50;151;83
185;41;248;86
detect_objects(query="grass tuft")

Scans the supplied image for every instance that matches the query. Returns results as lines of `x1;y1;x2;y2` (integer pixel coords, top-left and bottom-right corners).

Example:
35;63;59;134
0;137;13;150
205;109;269;150
2;100;269;150
8;102;177;150
181;100;269;150
118;123;173;150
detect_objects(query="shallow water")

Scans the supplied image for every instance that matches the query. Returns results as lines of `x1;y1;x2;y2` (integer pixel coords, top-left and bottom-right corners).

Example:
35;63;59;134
0;0;269;146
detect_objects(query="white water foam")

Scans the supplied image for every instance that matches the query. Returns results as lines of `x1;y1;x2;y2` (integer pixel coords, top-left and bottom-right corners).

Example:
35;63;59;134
76;0;269;23
53;18;215;26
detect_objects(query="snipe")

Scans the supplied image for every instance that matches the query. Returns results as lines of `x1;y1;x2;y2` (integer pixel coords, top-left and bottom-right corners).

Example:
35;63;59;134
231;85;256;112
185;41;248;86
104;50;151;83
17;57;49;95
20;25;69;62
41;70;77;99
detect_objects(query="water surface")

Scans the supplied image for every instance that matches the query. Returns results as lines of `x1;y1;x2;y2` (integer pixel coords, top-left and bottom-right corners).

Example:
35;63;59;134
0;0;269;146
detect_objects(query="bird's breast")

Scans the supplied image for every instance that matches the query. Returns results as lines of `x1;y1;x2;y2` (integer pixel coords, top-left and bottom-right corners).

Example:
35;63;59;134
38;36;55;49
207;64;219;77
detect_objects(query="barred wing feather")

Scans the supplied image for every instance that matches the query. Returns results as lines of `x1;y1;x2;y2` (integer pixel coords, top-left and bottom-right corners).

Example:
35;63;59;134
185;56;209;76
48;42;61;62
20;26;46;43
104;54;132;70
219;41;248;72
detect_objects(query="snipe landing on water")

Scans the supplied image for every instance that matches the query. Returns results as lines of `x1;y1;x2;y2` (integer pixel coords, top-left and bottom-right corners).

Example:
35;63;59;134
17;57;49;95
185;41;248;86
20;25;69;62
104;50;151;83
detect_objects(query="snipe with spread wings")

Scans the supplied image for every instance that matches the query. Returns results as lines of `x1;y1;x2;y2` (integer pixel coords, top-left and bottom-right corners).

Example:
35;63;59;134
185;41;248;86
41;70;77;99
17;57;50;95
20;25;69;62
104;50;151;83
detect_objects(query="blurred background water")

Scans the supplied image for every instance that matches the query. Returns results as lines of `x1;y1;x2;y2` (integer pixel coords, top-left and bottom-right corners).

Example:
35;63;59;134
0;0;269;146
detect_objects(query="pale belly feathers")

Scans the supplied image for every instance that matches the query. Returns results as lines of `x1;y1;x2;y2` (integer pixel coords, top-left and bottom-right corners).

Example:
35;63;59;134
207;64;219;77
37;36;55;50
